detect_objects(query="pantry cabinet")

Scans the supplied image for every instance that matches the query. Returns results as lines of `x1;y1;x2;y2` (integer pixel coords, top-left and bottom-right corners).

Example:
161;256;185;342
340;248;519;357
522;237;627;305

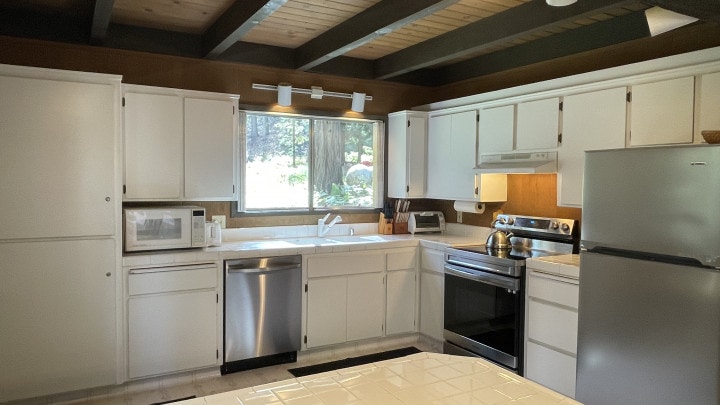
629;76;694;146
388;111;427;198
426;110;479;200
558;87;627;207
697;71;720;139
123;85;238;201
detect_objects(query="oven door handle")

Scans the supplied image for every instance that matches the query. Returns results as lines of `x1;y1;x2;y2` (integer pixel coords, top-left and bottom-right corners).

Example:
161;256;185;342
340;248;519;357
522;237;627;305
444;264;520;291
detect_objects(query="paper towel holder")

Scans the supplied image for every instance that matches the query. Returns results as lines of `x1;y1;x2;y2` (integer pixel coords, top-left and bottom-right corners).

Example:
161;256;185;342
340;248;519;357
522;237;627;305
453;200;486;214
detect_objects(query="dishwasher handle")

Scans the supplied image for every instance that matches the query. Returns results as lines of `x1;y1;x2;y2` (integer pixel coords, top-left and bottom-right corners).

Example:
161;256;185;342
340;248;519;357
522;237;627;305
227;263;300;274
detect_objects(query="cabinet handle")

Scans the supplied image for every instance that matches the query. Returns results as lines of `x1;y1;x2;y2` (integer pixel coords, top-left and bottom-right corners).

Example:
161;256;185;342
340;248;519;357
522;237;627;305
106;272;111;277
105;196;111;202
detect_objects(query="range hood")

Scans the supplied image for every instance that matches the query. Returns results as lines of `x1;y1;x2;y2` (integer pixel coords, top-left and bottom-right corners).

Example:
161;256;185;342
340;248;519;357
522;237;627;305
476;151;557;174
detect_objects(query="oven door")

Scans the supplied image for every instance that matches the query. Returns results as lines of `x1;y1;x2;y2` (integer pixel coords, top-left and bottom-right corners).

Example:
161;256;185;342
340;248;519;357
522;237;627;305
443;263;523;373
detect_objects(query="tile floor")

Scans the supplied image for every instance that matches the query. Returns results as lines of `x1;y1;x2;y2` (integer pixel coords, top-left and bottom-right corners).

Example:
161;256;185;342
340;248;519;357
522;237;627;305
22;335;440;405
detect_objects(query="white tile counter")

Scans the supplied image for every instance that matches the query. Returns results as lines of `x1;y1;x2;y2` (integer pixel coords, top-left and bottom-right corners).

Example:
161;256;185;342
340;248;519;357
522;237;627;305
179;352;581;405
526;254;580;280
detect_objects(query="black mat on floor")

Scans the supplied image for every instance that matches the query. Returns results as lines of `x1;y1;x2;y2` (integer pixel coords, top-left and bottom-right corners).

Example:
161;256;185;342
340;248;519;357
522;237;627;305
151;396;196;404
287;346;421;378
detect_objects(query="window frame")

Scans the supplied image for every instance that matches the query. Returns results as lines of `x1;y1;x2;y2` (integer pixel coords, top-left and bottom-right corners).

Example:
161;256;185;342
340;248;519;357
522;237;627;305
233;108;386;217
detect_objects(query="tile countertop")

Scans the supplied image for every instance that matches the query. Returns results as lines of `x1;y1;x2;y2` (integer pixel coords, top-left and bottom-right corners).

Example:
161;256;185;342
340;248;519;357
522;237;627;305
177;352;581;405
122;223;489;267
526;254;580;279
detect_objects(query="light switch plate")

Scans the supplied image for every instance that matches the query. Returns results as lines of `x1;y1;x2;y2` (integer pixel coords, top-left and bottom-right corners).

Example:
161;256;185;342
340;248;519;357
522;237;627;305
211;215;226;228
457;211;462;223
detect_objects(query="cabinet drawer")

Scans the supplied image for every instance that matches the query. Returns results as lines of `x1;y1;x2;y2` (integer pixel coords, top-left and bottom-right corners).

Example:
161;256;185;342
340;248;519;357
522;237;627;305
128;264;217;295
527;272;578;309
525;341;576;398
420;248;444;273
527;299;578;354
307;252;385;278
387;248;417;271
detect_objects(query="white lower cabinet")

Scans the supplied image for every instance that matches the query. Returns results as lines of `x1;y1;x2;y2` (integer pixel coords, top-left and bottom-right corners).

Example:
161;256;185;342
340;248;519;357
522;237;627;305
127;263;219;379
0;239;117;403
524;268;579;398
419;247;445;341
304;248;418;348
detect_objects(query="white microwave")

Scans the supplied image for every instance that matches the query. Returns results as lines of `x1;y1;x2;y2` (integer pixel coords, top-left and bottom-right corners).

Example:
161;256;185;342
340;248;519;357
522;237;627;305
124;206;206;252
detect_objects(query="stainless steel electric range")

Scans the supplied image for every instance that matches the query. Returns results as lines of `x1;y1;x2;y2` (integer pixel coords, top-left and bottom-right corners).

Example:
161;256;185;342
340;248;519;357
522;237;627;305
443;214;579;375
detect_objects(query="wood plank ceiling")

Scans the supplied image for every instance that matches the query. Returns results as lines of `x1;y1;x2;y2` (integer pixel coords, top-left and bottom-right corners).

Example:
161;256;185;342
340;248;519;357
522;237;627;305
0;0;718;86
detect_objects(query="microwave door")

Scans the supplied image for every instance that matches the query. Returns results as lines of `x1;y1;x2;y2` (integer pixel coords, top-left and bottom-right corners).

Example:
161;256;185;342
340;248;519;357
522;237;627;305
126;209;192;251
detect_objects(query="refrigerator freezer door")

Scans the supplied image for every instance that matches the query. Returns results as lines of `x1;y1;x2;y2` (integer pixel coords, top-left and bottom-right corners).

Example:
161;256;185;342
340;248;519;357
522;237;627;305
576;251;720;404
582;145;720;268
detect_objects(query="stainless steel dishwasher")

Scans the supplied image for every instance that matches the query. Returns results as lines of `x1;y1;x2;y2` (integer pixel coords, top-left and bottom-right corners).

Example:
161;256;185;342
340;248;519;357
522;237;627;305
221;255;302;374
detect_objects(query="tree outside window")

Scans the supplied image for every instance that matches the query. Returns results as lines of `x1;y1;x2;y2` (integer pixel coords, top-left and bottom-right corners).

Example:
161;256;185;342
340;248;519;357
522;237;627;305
241;112;383;212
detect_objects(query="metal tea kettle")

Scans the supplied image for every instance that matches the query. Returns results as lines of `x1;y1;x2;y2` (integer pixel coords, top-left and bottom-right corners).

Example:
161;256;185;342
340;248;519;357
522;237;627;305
486;219;513;250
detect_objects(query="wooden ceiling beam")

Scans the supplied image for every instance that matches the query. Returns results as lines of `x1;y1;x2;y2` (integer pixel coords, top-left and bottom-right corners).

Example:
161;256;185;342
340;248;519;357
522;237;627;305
203;0;288;59
104;24;202;58
373;0;641;80
90;0;115;44
293;0;460;72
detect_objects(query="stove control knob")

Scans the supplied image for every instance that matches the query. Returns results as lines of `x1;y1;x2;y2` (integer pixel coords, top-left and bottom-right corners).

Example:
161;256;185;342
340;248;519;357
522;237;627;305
550;222;559;230
561;223;570;232
506;217;514;225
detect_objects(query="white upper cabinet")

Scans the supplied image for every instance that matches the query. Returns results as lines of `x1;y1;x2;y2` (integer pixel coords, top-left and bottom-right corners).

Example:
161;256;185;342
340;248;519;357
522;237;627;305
0;72;118;239
516;97;561;151
426;110;480;200
478;104;514;154
124;91;184;200
629;76;694;146
184;97;237;199
558;87;627;207
387;111;427;198
697;71;720;139
123;85;238;201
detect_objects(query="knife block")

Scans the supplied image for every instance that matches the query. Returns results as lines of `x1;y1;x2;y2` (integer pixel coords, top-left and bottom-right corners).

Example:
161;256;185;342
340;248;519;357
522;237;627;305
378;213;393;234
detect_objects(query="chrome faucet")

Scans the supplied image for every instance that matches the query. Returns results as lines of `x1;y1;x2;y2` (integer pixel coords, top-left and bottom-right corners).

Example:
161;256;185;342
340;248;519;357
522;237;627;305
318;213;342;237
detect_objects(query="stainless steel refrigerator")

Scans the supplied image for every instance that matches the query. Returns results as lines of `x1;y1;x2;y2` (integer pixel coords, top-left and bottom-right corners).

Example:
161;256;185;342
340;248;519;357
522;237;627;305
577;144;720;405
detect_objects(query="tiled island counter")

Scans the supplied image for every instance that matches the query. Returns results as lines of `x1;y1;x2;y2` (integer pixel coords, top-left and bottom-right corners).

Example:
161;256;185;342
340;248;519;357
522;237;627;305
179;352;580;405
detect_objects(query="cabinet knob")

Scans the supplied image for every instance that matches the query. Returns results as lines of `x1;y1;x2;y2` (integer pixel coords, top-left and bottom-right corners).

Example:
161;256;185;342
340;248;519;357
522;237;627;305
105;196;111;202
106;272;112;277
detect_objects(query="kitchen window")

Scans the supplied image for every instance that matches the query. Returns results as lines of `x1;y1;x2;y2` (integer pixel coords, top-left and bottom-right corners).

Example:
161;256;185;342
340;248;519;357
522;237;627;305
238;111;384;212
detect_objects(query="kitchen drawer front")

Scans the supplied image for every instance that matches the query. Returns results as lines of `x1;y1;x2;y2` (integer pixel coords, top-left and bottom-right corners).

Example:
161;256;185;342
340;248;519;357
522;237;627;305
307;251;385;278
525;341;576;398
528;299;578;354
527;271;578;309
128;264;217;295
420;248;444;274
387;248;417;271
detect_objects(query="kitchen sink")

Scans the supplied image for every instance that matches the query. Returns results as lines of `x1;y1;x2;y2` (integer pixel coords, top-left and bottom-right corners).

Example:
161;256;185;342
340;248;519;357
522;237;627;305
281;235;389;246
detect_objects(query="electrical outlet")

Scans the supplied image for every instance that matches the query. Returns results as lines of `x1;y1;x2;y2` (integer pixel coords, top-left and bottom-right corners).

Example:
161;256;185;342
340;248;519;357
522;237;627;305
457;211;462;223
211;215;226;228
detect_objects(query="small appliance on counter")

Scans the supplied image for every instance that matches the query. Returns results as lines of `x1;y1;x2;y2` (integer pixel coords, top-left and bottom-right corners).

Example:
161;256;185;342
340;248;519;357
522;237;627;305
205;221;222;247
408;211;445;234
123;206;206;252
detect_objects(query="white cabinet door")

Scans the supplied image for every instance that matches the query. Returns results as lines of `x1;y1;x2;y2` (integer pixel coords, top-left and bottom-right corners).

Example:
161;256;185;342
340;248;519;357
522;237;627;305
124;91;183;199
347;272;385;341
387;111;426;198
419;248;445;341
697;71;720;139
184;97;236;200
516;97;560;151
629;76;694;146
0;76;116;239
306;277;347;348
0;239;116;402
386;269;416;335
427;110;477;200
526;341;576;398
559;87;626;207
478;104;514;154
128;290;217;378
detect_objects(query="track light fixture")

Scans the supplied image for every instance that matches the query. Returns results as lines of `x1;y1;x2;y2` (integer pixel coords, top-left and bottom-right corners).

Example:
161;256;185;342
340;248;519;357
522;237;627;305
252;83;372;112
